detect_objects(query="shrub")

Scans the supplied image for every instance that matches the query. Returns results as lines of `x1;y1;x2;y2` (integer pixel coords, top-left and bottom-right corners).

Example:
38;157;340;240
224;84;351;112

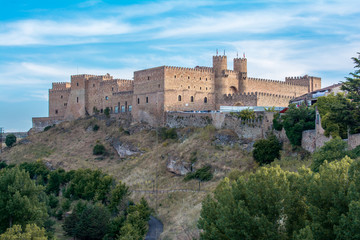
253;134;282;165
104;107;110;118
93;144;106;155
311;137;348;172
273;113;283;131
93;124;100;131
5;134;16;147
158;127;177;141
184;165;213;182
44;125;52;131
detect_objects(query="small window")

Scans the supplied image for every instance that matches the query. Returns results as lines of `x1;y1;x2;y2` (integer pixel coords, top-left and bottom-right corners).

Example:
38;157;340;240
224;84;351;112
105;96;109;100
121;105;125;112
204;97;208;103
158;84;160;88
188;86;190;89
206;78;207;81
137;98;140;104
77;97;79;103
115;106;119;113
200;77;202;80
93;84;95;87
206;87;208;90
128;105;132;112
101;109;103;113
188;76;190;79
77;82;79;86
174;75;176;79
112;87;114;91
200;87;202;90
64;103;67;106
178;95;182;101
148;76;150;80
191;96;194;102
146;97;149;103
61;95;63;99
55;110;58;114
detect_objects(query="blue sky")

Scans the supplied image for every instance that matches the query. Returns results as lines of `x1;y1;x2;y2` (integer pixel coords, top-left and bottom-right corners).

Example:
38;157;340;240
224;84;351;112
0;0;359;132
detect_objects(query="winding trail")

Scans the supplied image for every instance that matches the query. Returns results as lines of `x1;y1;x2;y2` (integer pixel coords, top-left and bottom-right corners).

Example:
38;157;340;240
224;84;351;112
145;216;163;240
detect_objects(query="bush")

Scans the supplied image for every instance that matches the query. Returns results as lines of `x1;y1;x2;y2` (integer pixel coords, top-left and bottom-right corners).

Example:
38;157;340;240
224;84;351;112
158;127;177;141
93;124;100;131
104;107;110;118
5;134;16;147
93;144;106;155
253;134;282;165
273;113;283;131
184;165;213;181
43;124;55;131
311;137;348;172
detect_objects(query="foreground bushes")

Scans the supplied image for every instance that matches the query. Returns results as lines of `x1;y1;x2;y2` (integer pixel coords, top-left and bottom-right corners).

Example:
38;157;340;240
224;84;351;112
198;157;360;240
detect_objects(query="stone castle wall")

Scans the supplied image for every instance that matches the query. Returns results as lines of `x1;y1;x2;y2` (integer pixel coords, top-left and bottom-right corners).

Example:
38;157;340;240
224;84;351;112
247;78;309;97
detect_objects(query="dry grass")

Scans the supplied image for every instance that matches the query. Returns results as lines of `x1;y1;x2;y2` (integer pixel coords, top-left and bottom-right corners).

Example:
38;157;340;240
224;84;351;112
1;117;305;239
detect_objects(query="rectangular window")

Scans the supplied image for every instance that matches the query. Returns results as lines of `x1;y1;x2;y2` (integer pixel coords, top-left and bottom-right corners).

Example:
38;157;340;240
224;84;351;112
121;105;125;112
77;97;79;103
115;106;119;113
146;97;149;103
128;105;132;112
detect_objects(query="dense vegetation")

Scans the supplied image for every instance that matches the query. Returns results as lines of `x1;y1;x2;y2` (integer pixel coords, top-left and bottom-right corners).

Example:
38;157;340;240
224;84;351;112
198;157;360;240
253;134;282;165
5;134;16;148
0;161;151;240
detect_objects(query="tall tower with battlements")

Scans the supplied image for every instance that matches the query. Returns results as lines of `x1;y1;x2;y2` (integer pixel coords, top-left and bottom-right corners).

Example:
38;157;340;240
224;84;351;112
234;57;248;92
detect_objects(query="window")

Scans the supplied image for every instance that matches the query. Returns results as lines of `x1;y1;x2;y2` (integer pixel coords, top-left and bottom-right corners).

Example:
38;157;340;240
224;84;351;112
77;82;79;86
128;105;132;112
146;97;149;103
191;96;194;102
200;77;202;80
158;84;160;88
77;97;79;103
112;87;114;91
55;110;58;114
105;96;109;100
148;76;150;80
204;97;208;103
101;109;103;113
137;98;140;104
61;95;63;99
174;75;176;79
206;78;207;81
93;84;95;87
200;87;202;90
121;105;125;112
64;103;67;106
188;76;190;79
206;87;208;90
178;95;182;101
188;86;190;89
115;106;119;113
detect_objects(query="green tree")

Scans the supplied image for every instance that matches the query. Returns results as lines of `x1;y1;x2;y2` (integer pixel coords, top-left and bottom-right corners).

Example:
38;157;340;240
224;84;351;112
282;103;315;146
5;134;16;148
253;134;282;165
64;169;114;202
342;52;360;102
93;144;106;155
109;181;129;214
0;167;48;233
335;201;360;240
19;161;50;185
46;168;66;195
311;137;348;172
0;224;47;240
316;93;358;138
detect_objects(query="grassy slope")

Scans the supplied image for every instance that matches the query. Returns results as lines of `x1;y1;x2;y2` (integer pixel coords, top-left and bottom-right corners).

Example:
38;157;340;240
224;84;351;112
1;117;311;239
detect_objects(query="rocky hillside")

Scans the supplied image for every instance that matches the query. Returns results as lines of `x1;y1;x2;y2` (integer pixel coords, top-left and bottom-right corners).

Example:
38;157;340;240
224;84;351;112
1;116;310;239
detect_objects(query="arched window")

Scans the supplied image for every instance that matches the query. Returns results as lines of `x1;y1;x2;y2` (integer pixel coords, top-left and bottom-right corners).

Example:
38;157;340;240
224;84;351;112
178;95;182;101
191;96;194;102
204;97;208;103
137;98;140;104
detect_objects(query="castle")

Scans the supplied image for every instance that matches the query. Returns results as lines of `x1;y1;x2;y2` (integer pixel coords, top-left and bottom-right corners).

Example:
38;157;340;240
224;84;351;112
33;54;321;128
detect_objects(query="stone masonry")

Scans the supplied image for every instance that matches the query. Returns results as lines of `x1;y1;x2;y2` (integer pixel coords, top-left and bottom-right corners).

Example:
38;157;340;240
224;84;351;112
33;54;321;128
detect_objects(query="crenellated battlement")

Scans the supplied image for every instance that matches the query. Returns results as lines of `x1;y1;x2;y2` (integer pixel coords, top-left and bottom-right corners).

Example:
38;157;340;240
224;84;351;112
165;66;214;73
52;82;71;89
112;91;134;96
223;91;295;100
248;77;305;86
71;73;113;81
285;75;309;81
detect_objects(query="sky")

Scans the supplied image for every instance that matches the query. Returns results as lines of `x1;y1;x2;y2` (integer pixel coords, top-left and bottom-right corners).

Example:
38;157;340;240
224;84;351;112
0;0;359;132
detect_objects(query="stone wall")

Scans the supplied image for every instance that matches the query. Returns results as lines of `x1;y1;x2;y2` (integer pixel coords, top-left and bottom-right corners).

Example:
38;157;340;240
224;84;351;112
247;78;309;97
32;117;64;132
348;133;360;150
166;111;276;141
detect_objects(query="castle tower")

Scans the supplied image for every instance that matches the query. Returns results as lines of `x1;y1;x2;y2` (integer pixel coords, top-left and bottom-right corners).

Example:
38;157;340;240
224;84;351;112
213;55;227;78
234;57;248;93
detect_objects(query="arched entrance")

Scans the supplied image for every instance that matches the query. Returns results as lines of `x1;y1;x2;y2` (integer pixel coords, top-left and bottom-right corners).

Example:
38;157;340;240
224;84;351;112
230;86;237;94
